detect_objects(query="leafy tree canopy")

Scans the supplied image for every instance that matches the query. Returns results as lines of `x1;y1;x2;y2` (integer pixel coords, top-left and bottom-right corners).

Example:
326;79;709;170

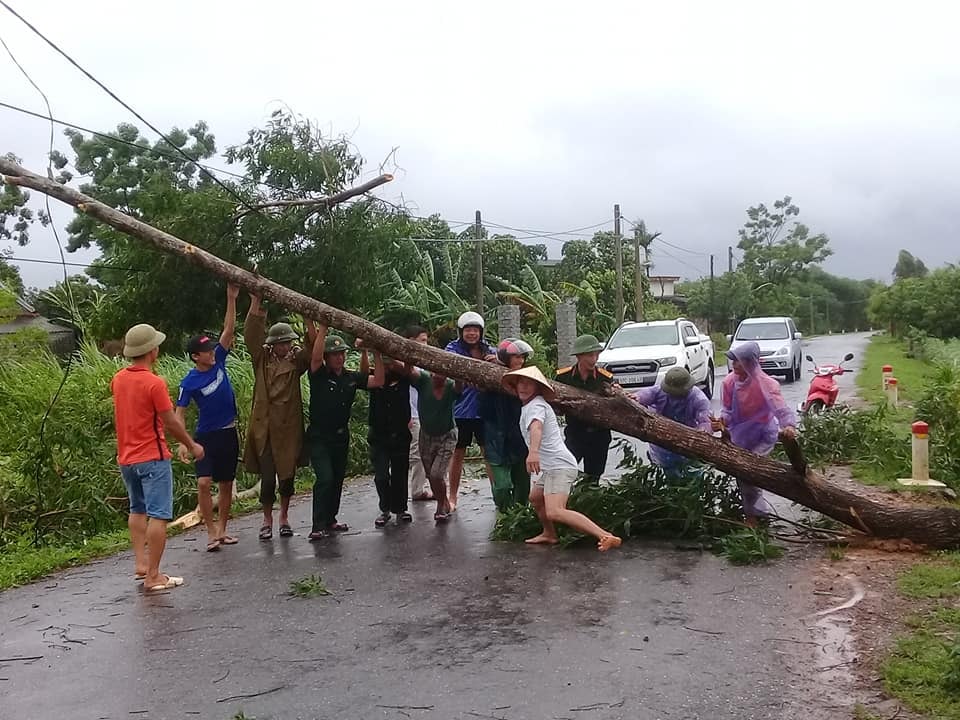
737;196;832;287
892;249;929;281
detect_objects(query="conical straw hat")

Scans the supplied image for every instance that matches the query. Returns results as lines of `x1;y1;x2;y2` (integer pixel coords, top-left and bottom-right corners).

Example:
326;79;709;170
502;365;556;401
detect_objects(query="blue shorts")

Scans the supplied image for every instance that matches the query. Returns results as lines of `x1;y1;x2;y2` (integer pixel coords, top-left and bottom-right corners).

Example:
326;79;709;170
120;459;174;520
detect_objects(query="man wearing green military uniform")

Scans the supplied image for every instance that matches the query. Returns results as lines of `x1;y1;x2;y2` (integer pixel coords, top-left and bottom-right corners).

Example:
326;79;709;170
307;326;384;541
244;295;317;541
555;334;615;483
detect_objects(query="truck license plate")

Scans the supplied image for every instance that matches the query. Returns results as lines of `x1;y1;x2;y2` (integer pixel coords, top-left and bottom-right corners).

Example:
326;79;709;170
617;373;654;386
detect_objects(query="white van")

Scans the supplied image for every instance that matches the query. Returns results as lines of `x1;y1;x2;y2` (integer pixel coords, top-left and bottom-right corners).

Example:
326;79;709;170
727;316;804;382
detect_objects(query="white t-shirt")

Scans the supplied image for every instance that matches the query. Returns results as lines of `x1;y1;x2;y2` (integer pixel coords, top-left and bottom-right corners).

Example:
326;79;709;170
409;383;419;420
519;396;578;471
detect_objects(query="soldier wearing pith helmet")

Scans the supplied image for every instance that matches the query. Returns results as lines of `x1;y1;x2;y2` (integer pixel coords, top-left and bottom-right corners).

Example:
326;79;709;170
306;326;385;540
243;295;316;541
555;333;615;483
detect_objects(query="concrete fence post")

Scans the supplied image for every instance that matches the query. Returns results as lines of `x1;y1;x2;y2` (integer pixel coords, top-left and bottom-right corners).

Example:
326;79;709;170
497;303;521;343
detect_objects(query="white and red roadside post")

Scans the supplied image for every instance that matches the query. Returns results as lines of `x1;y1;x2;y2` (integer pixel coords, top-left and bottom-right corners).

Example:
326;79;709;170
898;421;947;489
882;364;894;390
885;377;899;407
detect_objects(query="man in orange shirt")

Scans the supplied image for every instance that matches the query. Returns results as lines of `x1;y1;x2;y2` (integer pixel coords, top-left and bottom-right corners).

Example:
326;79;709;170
111;324;204;592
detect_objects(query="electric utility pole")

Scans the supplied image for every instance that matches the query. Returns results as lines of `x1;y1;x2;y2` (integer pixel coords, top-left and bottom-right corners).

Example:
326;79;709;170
709;254;715;333
634;227;644;322
614;204;623;323
475;209;483;313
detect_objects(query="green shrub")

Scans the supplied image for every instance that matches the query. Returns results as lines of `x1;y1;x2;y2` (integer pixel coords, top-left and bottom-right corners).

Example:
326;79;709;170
799;405;911;482
492;458;744;548
0;340;372;548
915;363;960;490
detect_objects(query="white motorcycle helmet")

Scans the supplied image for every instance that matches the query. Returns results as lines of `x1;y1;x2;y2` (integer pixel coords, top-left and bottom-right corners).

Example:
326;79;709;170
457;311;485;337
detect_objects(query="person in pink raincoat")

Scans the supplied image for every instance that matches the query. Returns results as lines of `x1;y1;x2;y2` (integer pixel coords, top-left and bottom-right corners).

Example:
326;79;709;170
716;341;797;524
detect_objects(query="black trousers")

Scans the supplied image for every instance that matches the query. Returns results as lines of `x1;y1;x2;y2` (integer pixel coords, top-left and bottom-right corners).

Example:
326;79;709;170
370;438;411;514
563;425;612;481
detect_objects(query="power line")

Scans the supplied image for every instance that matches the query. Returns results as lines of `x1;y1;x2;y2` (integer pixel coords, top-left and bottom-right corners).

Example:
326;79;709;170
487;219;610;240
621;216;711;258
0;0;255;211
4;97;615;246
657;237;710;257
6;255;147;273
655;246;707;277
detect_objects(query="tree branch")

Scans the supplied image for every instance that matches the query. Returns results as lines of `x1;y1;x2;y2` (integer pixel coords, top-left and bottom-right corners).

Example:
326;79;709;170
232;173;393;222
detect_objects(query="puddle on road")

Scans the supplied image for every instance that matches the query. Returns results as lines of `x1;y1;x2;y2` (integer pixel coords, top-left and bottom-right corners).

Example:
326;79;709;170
806;575;865;687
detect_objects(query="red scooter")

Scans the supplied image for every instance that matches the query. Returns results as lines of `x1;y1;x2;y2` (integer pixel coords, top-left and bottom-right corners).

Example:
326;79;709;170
800;352;855;414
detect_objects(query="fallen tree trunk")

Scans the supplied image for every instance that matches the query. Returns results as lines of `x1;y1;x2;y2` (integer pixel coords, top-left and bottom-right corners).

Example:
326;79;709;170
4;157;960;548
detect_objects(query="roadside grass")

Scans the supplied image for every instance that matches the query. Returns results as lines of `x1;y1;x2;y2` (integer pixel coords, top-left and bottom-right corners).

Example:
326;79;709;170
879;552;960;719
0;530;130;590
857;334;932;409
897;552;960;599
819;334;939;489
0;471;316;591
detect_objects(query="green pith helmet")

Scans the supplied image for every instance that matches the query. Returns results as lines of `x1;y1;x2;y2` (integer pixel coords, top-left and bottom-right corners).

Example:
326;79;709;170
324;335;348;353
572;334;603;355
662;366;695;397
265;322;299;345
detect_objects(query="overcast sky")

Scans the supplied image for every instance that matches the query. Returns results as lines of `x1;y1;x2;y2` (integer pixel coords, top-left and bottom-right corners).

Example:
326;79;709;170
2;0;958;289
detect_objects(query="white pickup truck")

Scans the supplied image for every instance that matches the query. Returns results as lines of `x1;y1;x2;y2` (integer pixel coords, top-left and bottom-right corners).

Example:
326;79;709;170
596;318;716;398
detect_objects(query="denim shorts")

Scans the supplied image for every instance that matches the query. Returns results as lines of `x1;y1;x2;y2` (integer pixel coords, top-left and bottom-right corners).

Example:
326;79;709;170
120;459;174;520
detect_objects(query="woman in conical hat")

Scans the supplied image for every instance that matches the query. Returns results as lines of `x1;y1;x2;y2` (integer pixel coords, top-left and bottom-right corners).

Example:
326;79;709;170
502;366;621;552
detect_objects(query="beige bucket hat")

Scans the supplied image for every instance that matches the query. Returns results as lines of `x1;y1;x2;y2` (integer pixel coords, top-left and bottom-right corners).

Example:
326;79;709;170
502;365;556;401
123;323;166;358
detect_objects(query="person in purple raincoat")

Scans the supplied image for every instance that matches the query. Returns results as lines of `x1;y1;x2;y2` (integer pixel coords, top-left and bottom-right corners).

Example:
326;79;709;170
716;341;798;525
631;367;713;473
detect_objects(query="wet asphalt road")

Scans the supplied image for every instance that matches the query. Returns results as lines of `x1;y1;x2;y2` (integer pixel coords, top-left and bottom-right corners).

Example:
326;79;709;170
0;333;872;720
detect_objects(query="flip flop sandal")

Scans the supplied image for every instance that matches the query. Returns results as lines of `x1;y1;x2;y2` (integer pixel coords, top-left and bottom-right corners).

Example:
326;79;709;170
398;511;413;523
206;539;221;552
374;513;390;528
327;522;349;532
434;511;450;524
218;535;238;545
258;526;273;540
134;573;146;582
308;530;330;542
145;575;184;592
278;525;294;537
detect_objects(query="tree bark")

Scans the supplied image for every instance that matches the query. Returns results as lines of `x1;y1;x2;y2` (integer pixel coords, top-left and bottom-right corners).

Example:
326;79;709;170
4;157;960;548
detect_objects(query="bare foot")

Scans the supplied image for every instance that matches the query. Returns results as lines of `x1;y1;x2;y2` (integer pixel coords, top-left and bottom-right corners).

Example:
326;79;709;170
525;533;559;545
597;534;622;552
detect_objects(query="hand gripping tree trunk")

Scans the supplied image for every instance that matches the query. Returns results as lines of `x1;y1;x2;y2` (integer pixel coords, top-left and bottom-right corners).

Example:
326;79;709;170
4;156;960;548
